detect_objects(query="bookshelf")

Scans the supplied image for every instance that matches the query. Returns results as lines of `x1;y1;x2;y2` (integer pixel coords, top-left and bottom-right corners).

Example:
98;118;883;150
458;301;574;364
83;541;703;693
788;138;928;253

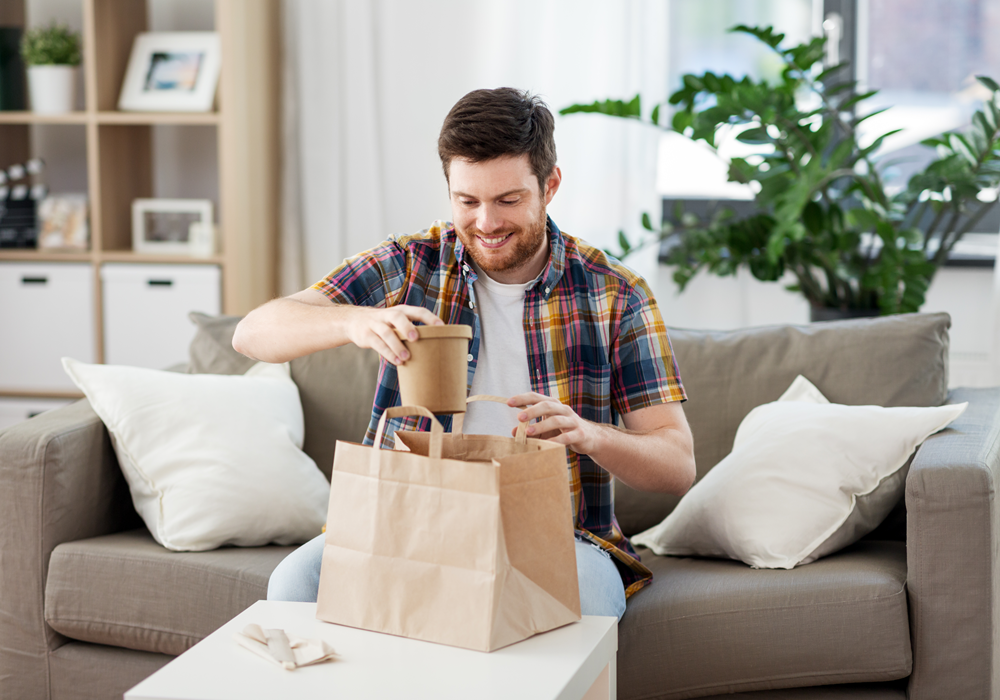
0;0;279;400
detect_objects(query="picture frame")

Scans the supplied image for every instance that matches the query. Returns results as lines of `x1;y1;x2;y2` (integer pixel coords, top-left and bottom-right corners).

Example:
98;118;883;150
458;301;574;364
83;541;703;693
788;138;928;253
38;194;89;251
118;32;221;112
132;198;214;255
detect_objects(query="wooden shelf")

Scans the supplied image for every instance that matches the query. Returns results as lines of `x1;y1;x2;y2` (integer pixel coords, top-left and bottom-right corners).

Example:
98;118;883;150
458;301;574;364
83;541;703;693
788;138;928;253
0;0;279;403
96;111;221;125
0;111;219;125
99;251;224;265
0;250;226;264
0;250;93;262
0;111;89;124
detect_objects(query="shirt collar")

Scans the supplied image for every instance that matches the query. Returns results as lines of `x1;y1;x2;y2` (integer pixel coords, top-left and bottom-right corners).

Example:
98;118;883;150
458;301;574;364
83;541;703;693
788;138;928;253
453;216;565;300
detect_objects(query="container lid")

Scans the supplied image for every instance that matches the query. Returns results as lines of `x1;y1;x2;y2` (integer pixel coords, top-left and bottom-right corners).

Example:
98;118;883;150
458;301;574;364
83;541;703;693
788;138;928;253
395;324;473;341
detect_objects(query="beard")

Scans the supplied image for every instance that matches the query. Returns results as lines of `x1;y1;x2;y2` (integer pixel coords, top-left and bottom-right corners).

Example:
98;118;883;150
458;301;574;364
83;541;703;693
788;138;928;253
455;206;548;275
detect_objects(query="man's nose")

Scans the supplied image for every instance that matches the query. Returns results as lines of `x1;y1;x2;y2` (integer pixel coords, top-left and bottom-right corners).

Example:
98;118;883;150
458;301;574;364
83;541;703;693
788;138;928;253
476;205;503;233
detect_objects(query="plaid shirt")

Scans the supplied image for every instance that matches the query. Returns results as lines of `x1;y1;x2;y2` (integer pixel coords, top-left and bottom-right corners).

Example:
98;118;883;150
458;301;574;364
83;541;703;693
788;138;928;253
312;218;686;597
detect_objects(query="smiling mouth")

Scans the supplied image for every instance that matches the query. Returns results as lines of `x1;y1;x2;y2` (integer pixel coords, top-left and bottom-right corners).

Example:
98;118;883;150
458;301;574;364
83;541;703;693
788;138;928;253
478;233;511;246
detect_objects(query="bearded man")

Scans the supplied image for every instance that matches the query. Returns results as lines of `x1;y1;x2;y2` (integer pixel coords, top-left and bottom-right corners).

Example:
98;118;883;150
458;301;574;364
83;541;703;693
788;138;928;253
233;87;696;619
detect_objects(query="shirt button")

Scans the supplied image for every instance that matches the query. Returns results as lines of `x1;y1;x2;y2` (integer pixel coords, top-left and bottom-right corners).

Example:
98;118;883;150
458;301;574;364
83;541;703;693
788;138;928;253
469;301;475;309
545;286;551;294
467;354;473;362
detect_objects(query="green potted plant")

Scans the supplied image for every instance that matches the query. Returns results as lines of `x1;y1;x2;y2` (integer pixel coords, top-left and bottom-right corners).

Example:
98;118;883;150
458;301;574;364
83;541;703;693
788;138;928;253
561;25;1000;319
21;22;81;114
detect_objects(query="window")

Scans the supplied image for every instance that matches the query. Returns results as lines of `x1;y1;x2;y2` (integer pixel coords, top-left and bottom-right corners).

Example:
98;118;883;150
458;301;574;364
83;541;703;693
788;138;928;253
657;0;818;199
657;0;999;259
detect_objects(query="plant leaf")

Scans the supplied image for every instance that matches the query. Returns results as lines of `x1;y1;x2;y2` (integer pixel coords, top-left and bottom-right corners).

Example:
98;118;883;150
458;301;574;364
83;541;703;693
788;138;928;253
618;230;632;255
978;75;1000;93
559;95;642;120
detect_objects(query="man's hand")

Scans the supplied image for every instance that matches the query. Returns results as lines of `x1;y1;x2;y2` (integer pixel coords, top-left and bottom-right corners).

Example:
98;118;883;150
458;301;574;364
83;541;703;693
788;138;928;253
344;305;444;366
507;392;600;454
232;288;443;365
506;391;696;495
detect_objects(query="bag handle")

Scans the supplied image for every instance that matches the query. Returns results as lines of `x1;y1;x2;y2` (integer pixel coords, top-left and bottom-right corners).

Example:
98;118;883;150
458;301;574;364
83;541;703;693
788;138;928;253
451;395;528;445
374;405;443;459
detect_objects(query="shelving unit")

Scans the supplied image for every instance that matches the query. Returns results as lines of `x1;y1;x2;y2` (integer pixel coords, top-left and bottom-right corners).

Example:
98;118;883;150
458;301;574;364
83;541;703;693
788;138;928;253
0;0;279;401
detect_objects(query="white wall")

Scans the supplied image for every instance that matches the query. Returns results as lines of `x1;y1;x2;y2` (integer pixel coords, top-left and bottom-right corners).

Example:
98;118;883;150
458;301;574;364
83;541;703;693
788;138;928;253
284;0;669;288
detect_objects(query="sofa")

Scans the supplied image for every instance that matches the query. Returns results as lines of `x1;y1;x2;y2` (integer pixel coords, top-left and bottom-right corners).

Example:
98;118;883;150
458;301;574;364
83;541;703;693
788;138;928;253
1;311;997;700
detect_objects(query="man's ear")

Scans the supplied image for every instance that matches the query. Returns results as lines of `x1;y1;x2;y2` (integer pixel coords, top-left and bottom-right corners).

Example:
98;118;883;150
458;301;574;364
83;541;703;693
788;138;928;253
544;166;562;205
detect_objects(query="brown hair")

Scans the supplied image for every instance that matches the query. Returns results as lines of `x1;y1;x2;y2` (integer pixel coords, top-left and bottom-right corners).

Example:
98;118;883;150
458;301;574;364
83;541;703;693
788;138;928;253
438;88;557;192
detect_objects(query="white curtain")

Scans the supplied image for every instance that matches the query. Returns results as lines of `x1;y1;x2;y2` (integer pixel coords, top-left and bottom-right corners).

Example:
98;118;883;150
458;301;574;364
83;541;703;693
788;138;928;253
281;0;669;293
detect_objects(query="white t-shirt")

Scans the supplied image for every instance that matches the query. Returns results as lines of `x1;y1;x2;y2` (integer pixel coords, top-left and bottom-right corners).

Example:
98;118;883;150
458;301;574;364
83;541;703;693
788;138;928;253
462;262;534;437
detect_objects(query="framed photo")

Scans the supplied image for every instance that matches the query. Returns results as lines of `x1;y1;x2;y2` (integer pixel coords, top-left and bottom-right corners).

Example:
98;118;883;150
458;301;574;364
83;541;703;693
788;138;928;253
132;198;214;255
38;194;89;251
118;32;221;112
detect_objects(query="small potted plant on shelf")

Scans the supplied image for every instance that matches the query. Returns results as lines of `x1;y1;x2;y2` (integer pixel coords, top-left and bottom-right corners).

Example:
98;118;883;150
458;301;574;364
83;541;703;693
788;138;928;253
561;25;1000;320
21;22;81;114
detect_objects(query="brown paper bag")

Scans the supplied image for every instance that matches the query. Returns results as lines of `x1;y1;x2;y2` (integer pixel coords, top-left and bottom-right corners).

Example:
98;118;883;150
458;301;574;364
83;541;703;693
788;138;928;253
316;399;581;652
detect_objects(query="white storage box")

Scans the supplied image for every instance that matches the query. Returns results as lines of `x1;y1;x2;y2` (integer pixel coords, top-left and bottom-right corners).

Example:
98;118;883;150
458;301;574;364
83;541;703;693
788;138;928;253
0;262;96;391
101;263;221;369
0;397;74;432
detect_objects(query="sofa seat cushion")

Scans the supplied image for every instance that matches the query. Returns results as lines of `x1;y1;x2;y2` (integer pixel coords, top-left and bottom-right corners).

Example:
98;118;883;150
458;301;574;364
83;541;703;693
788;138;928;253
618;541;910;700
44;529;295;656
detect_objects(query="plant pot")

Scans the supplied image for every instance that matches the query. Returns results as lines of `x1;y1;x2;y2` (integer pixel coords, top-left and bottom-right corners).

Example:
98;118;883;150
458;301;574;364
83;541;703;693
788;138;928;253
27;65;77;114
810;306;881;323
395;324;473;414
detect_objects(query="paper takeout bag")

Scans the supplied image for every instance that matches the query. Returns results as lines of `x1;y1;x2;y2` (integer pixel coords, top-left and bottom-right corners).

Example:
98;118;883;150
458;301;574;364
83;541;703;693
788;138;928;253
316;399;581;651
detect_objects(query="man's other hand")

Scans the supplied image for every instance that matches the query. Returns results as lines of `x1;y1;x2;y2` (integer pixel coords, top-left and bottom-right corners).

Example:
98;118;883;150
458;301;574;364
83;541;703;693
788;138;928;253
506;391;696;494
507;392;599;454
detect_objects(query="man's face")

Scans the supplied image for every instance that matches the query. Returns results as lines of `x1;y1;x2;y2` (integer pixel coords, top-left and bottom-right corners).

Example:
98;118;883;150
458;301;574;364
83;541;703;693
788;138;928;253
449;155;561;284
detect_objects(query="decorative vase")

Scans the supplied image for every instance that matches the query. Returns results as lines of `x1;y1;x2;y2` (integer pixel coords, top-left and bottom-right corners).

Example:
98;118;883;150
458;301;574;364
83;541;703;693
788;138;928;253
810;306;881;323
27;65;76;114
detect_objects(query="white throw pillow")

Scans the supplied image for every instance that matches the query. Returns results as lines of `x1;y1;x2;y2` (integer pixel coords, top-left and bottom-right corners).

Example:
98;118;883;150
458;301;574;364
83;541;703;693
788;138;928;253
631;375;967;569
62;358;330;552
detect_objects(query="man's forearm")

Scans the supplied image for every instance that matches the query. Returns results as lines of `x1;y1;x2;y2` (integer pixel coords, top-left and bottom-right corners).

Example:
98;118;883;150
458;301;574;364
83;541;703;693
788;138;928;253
232;297;355;363
233;292;444;366
587;423;696;495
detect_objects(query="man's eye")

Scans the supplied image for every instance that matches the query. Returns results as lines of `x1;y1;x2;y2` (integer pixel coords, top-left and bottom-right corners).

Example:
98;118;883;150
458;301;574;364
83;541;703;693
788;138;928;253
500;199;518;205
460;200;477;206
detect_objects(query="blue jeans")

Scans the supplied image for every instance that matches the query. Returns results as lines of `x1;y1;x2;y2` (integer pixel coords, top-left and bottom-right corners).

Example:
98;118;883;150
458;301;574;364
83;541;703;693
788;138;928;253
268;534;627;620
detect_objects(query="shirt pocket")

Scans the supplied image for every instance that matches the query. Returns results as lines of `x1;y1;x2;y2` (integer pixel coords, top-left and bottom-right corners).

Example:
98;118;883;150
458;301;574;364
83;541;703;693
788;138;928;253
565;360;612;425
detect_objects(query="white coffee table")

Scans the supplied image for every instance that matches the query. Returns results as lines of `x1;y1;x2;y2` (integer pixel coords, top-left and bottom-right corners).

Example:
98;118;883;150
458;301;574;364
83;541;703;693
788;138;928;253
125;601;618;700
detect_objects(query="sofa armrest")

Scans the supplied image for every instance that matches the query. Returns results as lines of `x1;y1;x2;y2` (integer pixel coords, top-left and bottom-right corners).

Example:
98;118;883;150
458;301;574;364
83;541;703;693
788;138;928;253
0;398;132;700
905;387;1000;700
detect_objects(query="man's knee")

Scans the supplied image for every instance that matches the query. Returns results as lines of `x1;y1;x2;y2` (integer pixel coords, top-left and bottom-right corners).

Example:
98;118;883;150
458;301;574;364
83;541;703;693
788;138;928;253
575;540;627;620
266;533;325;602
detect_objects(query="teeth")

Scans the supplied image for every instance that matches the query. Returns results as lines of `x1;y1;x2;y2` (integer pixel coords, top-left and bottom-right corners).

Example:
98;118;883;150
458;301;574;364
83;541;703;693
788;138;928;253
480;234;510;244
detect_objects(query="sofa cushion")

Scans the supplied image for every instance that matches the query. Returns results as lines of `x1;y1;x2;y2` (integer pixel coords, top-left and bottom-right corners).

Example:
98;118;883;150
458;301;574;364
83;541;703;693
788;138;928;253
615;312;950;536
618;540;911;700
693;682;906;700
61;359;330;552
44;529;295;656
632;376;964;569
188;312;381;478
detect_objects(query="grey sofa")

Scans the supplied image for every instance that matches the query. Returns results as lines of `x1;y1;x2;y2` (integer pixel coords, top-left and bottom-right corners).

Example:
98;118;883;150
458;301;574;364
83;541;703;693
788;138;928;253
1;311;997;700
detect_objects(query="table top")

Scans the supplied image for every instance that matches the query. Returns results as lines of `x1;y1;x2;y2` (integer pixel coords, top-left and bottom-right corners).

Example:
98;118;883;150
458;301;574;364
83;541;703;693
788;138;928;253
125;601;618;700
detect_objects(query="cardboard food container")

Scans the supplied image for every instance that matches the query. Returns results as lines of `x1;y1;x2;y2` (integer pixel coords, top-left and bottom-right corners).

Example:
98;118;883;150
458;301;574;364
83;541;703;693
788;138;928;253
395;324;473;414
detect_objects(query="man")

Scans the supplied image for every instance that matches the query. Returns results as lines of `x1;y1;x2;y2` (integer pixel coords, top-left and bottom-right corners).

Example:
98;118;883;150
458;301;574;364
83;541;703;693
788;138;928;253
233;87;695;619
